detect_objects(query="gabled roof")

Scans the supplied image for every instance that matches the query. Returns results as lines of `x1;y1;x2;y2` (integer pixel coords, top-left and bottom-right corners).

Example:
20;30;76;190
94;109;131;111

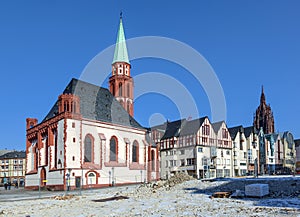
161;119;186;140
43;78;144;130
265;133;277;142
272;133;279;141
280;131;294;145
244;126;257;138
228;125;243;140
211;121;224;133
150;122;167;132
0;151;25;159
112;17;130;64
180;117;207;136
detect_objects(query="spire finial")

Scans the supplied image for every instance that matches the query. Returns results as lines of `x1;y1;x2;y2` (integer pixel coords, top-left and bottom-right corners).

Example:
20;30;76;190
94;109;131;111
260;85;266;103
112;12;130;64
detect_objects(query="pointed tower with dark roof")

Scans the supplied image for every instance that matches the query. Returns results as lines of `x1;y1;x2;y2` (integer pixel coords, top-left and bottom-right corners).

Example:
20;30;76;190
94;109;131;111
109;14;134;116
253;86;275;134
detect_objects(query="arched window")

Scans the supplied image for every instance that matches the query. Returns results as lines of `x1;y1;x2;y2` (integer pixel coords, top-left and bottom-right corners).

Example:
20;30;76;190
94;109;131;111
119;83;123;96
87;172;96;185
132;140;139;163
127;83;130;97
151;150;155;171
111;83;115;96
64;101;69;112
84;135;93;163
71;101;74;113
110;136;118;161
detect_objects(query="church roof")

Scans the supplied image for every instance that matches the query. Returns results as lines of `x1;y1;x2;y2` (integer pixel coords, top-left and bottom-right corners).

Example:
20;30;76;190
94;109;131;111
43;78;144;130
112;17;130;64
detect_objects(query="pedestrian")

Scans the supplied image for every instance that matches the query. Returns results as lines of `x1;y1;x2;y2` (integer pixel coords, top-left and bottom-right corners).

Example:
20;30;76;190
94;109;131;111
15;182;18;189
8;181;11;190
4;182;7;190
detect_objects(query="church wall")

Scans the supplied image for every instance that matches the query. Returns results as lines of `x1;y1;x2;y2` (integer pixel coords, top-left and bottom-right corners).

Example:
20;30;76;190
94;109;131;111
26;146;34;172
79;119;148;186
57;120;65;169
65;119;82;169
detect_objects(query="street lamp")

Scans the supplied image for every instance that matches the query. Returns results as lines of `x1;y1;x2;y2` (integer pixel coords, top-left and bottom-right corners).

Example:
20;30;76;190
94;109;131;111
66;168;71;191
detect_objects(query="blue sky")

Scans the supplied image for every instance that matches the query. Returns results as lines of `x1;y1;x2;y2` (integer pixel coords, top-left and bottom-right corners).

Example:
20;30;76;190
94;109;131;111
1;1;300;150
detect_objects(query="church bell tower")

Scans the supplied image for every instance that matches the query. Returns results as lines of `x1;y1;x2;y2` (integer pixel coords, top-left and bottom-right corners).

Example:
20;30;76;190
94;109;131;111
109;14;134;116
253;86;275;134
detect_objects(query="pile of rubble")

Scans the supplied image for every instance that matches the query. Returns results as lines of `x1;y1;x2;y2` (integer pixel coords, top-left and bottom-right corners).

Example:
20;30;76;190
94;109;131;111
126;172;194;198
147;172;194;189
52;194;76;200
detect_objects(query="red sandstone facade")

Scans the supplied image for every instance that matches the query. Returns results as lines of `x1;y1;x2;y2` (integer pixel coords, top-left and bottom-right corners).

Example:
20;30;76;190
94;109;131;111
253;86;275;134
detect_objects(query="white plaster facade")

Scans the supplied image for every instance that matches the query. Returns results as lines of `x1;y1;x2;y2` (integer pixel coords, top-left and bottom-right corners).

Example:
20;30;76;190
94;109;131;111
26;116;158;190
158;117;233;180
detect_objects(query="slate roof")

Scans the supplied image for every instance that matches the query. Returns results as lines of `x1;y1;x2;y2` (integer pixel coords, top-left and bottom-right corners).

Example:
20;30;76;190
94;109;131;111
0;151;26;159
43;78;144;130
243;126;257;138
0;150;12;156
161;119;186;140
211;121;224;133
160;116;208;139
228;125;244;140
180;117;207;136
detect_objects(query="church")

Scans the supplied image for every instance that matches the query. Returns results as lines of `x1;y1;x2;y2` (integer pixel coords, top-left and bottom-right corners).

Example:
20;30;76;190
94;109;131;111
253;87;295;175
25;16;159;190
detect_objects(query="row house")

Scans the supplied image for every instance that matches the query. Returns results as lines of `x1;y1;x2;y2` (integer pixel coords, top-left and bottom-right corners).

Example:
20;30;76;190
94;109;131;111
228;126;260;176
156;117;232;179
228;126;248;176
244;126;260;175
263;131;295;175
229;125;296;176
211;121;232;178
278;132;295;173
0;151;26;186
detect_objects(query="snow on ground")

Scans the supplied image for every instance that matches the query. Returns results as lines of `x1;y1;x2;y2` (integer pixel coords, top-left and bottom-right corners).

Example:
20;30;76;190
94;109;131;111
0;178;299;217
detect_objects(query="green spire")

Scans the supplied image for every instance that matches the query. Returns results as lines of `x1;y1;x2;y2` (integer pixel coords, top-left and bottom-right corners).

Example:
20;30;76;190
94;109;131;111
112;14;130;64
